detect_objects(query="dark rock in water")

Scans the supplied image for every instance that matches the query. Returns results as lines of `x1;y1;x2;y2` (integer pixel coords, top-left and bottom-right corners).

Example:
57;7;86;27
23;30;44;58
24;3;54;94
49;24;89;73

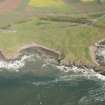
0;44;60;62
19;46;60;65
98;39;105;46
20;46;60;60
0;43;105;76
95;40;105;66
94;66;105;75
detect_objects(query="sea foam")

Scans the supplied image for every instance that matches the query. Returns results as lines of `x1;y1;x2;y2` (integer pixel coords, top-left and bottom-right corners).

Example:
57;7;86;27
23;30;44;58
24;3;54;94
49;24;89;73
0;55;33;71
56;65;105;81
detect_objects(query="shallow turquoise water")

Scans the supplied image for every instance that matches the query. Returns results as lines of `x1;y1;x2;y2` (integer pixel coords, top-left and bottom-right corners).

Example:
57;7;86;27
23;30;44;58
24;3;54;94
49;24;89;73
0;49;105;105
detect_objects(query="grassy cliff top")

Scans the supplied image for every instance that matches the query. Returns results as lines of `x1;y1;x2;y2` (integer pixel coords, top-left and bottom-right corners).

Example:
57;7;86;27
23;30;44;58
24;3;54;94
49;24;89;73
0;0;105;64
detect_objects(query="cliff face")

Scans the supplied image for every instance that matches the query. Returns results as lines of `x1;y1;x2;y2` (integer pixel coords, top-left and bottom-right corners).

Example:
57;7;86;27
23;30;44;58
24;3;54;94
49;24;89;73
95;40;105;66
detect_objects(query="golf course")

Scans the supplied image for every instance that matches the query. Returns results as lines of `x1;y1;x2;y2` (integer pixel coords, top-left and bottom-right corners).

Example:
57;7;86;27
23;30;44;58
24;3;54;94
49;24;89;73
1;1;105;105
0;0;105;64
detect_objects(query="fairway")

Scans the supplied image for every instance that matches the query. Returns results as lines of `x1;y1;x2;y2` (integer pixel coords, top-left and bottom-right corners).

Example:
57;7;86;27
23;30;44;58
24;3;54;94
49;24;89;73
0;0;105;65
0;16;105;64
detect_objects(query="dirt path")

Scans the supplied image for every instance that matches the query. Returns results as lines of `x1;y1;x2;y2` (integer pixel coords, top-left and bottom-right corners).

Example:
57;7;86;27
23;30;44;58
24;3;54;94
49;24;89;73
89;45;99;65
0;0;21;13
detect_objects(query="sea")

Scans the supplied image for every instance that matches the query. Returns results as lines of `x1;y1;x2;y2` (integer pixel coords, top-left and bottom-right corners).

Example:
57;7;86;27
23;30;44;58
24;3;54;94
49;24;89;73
0;49;105;105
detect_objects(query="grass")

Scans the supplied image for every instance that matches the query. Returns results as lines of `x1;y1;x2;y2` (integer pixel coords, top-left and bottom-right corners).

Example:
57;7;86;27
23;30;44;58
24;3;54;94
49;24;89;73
0;16;105;64
0;0;105;64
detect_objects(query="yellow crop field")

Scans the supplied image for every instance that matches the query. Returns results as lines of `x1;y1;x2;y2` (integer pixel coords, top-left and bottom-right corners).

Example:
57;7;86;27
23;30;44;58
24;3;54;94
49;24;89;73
29;0;64;7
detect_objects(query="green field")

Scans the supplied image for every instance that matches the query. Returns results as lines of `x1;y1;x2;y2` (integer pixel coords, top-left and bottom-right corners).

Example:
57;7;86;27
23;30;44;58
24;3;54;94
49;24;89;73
0;0;105;64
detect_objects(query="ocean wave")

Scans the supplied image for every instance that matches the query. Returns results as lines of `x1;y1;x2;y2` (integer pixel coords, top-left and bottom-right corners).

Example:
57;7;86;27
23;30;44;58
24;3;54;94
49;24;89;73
79;83;105;105
0;55;33;71
32;77;79;87
31;67;104;87
56;65;105;81
56;65;94;73
0;52;104;83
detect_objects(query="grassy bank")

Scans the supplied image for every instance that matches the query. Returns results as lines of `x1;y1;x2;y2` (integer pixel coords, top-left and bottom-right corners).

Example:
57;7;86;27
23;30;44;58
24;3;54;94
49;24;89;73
0;0;105;64
0;15;105;64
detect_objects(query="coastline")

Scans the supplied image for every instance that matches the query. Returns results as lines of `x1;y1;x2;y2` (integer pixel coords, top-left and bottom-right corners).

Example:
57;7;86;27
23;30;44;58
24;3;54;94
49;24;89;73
0;43;60;61
0;42;104;75
89;45;99;66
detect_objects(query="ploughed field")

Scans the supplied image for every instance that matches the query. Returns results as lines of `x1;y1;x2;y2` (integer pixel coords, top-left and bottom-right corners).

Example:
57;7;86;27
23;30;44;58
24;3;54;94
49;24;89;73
0;0;105;64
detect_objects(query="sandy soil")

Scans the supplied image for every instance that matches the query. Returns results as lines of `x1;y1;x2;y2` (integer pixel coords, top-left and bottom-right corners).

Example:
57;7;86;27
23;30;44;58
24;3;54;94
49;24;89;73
0;0;21;13
89;45;99;65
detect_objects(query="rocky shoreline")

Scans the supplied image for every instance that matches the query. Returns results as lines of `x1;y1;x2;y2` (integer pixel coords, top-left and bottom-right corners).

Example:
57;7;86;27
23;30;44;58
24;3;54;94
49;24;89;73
95;39;105;66
0;43;60;61
0;42;104;75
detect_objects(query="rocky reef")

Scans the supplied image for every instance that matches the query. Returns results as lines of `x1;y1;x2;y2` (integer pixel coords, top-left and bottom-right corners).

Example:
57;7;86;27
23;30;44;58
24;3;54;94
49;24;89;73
95;39;105;66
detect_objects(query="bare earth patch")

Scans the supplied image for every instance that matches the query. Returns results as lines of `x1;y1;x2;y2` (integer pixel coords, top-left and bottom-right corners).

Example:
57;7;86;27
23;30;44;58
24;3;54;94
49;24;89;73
89;45;99;65
0;0;21;13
